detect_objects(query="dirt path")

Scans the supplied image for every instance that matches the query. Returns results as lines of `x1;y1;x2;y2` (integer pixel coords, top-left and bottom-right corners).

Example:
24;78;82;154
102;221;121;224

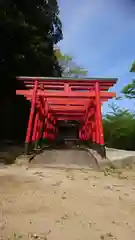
31;149;98;169
0;165;135;240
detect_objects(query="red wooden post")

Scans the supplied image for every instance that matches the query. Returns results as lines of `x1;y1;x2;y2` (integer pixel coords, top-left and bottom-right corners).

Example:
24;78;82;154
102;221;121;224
43;118;48;139
25;80;38;153
38;97;48;142
95;81;104;145
64;83;70;93
36;101;44;144
32;111;39;143
95;114;100;144
35;113;41;148
36;115;42;147
92;122;96;143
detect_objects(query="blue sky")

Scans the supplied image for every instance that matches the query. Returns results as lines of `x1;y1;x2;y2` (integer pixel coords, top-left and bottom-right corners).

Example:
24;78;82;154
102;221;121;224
57;0;135;113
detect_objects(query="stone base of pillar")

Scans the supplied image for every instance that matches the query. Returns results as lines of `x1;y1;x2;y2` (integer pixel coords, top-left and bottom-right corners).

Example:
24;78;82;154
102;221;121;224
84;141;106;158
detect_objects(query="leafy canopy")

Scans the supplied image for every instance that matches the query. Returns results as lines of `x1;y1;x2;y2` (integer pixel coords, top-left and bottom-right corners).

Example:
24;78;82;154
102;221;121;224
103;103;135;150
0;0;63;80
121;60;135;99
55;48;88;77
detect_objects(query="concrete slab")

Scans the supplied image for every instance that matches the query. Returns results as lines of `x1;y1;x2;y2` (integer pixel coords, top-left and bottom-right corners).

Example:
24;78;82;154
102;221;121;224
106;148;135;168
30;149;98;169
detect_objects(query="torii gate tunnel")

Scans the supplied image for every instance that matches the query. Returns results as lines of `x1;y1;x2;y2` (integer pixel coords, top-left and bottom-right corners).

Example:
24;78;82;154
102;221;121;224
16;77;117;157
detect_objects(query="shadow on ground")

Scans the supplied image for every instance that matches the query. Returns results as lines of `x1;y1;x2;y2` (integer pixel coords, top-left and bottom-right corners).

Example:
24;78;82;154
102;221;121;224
0;141;24;165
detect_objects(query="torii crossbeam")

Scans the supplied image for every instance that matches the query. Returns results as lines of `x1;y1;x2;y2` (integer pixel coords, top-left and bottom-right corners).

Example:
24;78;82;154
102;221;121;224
16;76;117;157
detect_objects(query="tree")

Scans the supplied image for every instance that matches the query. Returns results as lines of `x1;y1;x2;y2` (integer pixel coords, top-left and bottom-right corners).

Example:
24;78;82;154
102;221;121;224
103;60;135;150
121;61;135;99
130;61;135;72
0;0;63;81
0;0;63;141
103;103;135;150
55;48;88;77
121;80;135;99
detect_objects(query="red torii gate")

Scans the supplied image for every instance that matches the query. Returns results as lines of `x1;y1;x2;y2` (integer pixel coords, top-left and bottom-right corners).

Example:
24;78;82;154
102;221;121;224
16;76;117;156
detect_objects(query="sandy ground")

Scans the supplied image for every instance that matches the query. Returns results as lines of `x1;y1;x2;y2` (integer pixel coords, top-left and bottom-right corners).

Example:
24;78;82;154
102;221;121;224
0;165;135;240
31;149;98;169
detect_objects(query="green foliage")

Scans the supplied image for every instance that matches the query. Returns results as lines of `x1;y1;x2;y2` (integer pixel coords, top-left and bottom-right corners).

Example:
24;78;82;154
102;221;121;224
130;60;135;72
121;80;135;99
0;0;63;141
121;60;135;99
0;0;63;81
103;103;135;150
55;48;88;77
